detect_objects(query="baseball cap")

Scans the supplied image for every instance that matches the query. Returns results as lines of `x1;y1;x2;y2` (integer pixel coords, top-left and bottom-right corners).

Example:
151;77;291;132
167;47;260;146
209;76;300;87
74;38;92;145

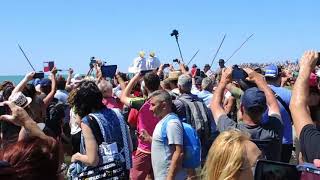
241;87;267;111
264;64;279;78
218;59;225;63
40;79;52;87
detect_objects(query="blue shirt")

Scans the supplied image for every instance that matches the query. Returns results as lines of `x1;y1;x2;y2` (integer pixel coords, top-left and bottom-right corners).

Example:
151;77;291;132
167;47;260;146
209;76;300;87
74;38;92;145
262;85;292;144
197;90;213;107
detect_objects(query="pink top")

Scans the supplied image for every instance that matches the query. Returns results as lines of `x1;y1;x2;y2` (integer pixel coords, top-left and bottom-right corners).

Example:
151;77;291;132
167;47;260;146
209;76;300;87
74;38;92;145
102;97;123;109
137;100;159;153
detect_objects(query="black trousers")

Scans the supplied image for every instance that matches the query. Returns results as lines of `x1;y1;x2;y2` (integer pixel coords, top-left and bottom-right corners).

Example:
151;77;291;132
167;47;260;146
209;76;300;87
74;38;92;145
71;131;81;154
281;144;293;163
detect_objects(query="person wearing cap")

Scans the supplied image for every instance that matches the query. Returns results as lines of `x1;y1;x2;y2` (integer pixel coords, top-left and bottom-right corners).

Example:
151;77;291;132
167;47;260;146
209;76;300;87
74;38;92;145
167;71;182;96
212;67;283;161
146;51;161;70
131;51;147;72
262;64;293;163
174;74;217;164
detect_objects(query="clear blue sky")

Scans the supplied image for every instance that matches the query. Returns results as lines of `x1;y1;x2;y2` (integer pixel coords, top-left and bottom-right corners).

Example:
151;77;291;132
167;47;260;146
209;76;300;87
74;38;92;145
0;0;319;75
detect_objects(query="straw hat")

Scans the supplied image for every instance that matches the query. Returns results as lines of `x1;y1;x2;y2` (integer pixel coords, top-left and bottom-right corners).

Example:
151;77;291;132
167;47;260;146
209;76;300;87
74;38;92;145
9;92;32;108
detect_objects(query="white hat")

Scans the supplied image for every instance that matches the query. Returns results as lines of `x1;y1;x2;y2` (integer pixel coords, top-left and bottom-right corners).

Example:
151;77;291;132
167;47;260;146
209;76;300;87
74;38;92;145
9;92;32;108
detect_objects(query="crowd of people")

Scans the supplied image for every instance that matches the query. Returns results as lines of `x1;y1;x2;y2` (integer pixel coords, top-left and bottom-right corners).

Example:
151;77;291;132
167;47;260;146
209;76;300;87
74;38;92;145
0;50;320;180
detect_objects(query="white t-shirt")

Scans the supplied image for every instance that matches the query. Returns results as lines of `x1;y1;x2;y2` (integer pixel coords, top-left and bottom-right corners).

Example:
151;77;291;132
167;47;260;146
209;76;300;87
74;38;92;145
132;56;147;72
151;113;186;180
69;108;81;135
146;56;161;70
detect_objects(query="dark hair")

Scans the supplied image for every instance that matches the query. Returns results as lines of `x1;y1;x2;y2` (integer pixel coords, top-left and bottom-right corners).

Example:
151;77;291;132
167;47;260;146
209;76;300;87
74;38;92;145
0;137;59;180
144;72;160;92
3;86;14;101
56;76;66;90
22;84;36;99
46;101;66;138
244;106;265;122
0;81;14;91
73;81;104;118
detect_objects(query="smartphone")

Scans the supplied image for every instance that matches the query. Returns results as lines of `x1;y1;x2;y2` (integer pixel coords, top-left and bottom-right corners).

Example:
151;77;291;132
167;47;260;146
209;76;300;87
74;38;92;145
101;65;117;78
33;72;44;79
173;59;180;63
232;65;248;81
297;163;320;180
163;64;170;68
140;70;153;76
255;160;299;180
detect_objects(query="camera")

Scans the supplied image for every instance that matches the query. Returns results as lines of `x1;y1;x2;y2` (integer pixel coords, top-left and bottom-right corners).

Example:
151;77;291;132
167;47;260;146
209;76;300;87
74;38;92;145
173;59;180;63
163;64;170;68
170;29;179;37
89;57;96;68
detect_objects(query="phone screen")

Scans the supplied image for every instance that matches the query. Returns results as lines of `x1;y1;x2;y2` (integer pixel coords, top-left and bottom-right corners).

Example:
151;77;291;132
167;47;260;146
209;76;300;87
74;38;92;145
255;160;299;180
101;65;117;78
33;72;44;79
232;67;247;81
140;70;153;76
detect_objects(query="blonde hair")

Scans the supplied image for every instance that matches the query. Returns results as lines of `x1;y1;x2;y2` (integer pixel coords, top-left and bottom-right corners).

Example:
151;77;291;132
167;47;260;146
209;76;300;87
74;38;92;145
202;130;250;180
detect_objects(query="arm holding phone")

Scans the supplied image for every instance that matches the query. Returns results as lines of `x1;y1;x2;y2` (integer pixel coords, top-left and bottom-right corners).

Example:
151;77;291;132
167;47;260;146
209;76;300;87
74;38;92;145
66;68;73;89
243;68;280;116
43;67;57;108
211;67;232;122
120;73;142;107
10;71;36;99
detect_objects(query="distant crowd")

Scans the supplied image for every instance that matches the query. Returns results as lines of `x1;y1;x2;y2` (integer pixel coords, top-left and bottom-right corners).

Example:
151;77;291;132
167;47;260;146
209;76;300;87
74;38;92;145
0;50;320;179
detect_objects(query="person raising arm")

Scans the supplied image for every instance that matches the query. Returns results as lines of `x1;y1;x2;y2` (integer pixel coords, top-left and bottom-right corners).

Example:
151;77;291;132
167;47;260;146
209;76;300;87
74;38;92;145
290;51;320;163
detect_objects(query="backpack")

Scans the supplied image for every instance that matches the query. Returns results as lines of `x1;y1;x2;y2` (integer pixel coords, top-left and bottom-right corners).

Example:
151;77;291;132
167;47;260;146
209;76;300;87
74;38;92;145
78;109;131;179
177;96;213;145
161;116;201;169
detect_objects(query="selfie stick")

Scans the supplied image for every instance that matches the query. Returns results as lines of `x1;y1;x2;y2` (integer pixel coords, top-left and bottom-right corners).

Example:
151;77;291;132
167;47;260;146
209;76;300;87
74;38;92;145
187;49;200;65
171;30;184;62
210;34;226;68
18;44;36;71
225;34;254;63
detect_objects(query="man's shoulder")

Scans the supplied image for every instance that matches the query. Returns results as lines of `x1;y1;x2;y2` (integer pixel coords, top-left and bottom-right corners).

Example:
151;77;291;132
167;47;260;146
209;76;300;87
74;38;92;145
271;86;292;97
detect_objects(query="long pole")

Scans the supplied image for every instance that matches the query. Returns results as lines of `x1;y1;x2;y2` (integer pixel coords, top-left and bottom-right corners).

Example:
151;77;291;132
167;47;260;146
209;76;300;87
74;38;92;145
225;34;254;63
175;36;184;62
18;44;36;71
210;34;226;68
187;49;200;65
